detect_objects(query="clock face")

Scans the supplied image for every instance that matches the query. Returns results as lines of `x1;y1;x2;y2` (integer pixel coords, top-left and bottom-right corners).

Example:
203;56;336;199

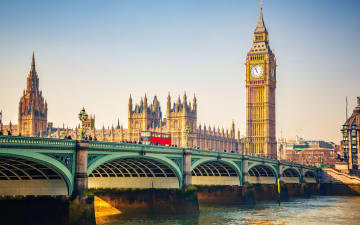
251;64;263;79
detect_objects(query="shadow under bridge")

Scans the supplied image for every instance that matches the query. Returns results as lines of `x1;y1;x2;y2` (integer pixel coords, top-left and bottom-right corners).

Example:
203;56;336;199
248;164;277;184
191;161;241;186
88;157;181;189
0;156;69;195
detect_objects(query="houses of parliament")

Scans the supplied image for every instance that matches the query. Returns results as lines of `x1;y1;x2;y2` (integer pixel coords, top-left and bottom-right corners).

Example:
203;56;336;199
0;4;277;158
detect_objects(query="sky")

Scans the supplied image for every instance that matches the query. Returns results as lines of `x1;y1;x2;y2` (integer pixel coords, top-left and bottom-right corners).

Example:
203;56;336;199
0;0;359;143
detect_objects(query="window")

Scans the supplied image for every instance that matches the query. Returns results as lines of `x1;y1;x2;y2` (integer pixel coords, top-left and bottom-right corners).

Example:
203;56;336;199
135;122;140;129
351;130;357;136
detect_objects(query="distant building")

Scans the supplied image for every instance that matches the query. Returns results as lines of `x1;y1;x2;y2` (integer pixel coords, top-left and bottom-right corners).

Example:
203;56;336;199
18;52;48;137
283;148;338;168
278;137;339;167
342;96;360;170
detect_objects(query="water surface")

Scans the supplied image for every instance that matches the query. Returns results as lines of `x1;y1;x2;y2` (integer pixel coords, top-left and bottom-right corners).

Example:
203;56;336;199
97;196;360;225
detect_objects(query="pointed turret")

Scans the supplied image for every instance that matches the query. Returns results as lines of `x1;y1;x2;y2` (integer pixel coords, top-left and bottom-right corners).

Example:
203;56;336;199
128;94;133;111
144;94;148;108
231;120;235;137
193;94;197;112
116;118;120;129
167;92;171;112
153;95;159;111
31;51;36;73
183;92;187;105
176;95;181;112
26;51;40;94
254;0;267;34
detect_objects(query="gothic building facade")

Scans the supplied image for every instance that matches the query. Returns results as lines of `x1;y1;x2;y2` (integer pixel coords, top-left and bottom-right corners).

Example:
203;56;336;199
49;93;241;153
245;4;277;159
18;52;48;137
126;93;241;152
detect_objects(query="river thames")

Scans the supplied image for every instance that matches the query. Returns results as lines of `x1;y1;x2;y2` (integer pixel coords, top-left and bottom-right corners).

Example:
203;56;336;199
96;196;360;225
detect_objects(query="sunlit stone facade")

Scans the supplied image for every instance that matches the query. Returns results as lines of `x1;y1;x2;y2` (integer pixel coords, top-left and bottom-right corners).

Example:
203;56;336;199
18;52;48;137
127;93;241;152
245;4;277;159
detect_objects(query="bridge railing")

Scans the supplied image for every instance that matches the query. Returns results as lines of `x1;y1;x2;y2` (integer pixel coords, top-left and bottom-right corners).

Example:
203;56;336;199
0;135;76;149
88;140;183;153
0;136;319;170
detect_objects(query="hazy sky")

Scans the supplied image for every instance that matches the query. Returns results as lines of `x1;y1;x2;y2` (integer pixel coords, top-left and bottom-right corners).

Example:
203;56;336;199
0;0;359;143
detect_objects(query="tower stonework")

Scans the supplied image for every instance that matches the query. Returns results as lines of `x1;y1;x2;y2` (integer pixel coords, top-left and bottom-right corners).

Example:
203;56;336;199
18;52;48;137
245;4;277;159
128;95;162;141
166;93;197;147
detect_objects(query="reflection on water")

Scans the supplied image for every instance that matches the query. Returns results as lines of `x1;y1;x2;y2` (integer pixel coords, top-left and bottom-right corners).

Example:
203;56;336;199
97;196;360;225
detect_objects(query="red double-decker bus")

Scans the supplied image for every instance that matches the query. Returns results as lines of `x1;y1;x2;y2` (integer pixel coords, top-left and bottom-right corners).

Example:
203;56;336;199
140;131;171;146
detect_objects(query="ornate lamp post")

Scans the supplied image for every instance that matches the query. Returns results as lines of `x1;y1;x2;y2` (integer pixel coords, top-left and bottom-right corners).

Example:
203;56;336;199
184;126;191;148
78;107;88;140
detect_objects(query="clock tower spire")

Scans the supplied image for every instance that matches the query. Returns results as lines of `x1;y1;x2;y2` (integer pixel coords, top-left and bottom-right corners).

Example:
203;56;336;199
245;2;277;159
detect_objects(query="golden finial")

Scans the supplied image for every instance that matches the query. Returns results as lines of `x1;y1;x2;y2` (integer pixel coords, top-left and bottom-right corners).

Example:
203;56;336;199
260;0;263;9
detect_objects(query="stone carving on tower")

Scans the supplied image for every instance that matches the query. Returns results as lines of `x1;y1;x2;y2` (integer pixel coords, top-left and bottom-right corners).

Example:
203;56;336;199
128;94;163;141
245;2;277;158
166;93;197;147
18;52;48;137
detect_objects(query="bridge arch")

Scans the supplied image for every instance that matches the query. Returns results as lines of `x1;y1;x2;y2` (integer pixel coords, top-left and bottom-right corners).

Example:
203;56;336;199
281;168;302;184
248;163;278;184
0;153;73;195
87;153;183;188
304;171;316;177
191;159;242;186
304;170;317;183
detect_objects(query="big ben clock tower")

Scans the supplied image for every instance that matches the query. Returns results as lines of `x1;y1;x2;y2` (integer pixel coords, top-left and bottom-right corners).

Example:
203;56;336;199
245;2;277;159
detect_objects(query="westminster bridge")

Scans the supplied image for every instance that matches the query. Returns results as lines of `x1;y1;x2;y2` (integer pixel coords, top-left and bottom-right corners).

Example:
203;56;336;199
0;136;319;196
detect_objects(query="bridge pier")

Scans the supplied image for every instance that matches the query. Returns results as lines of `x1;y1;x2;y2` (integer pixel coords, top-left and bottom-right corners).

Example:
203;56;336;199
278;163;283;183
242;157;249;184
300;167;305;183
183;148;192;188
73;140;89;196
